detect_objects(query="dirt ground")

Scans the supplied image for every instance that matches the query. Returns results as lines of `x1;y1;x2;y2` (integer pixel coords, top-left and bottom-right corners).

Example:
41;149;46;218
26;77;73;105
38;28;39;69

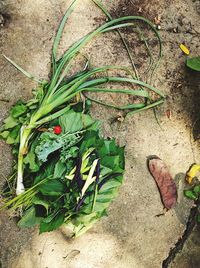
0;0;200;267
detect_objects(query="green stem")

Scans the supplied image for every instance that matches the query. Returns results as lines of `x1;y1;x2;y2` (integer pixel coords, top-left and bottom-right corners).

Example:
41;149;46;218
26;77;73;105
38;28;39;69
92;184;98;212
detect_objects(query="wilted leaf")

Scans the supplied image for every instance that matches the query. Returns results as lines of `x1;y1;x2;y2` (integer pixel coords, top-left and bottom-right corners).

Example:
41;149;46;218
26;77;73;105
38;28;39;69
148;156;177;209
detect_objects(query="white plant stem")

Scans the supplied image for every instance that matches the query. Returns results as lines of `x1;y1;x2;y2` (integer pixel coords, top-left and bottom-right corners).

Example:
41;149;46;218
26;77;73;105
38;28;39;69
16;125;33;195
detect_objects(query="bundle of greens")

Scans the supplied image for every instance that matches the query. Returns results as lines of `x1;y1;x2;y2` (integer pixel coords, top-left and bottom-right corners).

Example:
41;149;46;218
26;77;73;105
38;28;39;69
0;0;164;236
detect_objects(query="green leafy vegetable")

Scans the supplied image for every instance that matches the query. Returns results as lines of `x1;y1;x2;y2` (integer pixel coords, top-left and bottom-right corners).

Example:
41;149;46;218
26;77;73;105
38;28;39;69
39;179;66;196
18;207;41;228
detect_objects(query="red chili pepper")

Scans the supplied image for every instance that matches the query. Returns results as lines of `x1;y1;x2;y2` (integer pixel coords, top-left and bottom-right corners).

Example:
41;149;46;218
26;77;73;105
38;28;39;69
53;125;62;135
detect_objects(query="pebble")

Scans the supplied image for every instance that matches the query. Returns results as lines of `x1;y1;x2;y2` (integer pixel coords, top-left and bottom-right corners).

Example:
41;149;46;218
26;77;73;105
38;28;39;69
0;14;4;26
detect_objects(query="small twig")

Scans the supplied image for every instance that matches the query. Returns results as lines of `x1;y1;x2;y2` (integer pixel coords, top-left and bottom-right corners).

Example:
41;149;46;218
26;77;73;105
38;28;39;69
162;197;200;268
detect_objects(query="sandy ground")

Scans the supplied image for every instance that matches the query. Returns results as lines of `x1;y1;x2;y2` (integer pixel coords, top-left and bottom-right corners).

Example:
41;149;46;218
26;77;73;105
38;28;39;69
0;0;200;267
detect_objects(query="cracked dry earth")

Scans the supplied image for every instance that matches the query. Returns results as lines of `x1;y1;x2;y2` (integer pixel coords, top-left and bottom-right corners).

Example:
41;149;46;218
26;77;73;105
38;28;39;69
0;0;200;267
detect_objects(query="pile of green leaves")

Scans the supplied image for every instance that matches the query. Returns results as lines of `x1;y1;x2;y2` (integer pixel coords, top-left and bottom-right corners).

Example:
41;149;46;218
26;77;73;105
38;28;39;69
0;0;164;236
1;105;124;236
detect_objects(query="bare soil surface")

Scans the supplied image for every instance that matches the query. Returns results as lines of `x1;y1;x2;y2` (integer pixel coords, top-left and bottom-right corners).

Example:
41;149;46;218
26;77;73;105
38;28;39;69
0;0;200;267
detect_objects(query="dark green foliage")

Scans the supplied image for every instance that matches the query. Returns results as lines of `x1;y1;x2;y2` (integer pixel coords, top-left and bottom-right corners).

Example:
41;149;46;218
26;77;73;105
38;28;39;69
186;56;200;71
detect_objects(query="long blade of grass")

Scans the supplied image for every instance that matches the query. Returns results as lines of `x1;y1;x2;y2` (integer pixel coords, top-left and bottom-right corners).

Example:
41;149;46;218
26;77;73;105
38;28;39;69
49;65;165;110
101;23;136;33
52;0;78;74
0;176;52;210
126;98;164;116
91;0;139;78
51;15;162;90
80;87;149;98
3;55;42;84
81;94;146;110
34;105;71;126
48;65;133;104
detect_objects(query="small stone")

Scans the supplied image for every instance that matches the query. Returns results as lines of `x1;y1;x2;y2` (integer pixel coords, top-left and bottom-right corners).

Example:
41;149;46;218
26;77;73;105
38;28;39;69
173;27;179;33
0;14;4;26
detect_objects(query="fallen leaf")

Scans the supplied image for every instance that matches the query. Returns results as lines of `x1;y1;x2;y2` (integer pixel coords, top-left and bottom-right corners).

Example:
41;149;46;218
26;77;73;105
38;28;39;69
186;164;200;184
179;44;190;55
148;156;177;209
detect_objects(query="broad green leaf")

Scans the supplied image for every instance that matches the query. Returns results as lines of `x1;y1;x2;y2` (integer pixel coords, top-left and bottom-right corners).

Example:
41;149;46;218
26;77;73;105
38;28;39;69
6;136;16;144
24;151;40;172
34;162;55;184
9;125;21;139
54;161;66;178
59;110;95;133
80;131;98;152
186;56;200;71
39;179;66;196
0;131;9;139
96;189;118;203
18;207;41;228
98;178;122;193
39;211;65;233
42;210;61;223
101;155;120;169
100;165;113;177
11;101;27;118
3;116;18;129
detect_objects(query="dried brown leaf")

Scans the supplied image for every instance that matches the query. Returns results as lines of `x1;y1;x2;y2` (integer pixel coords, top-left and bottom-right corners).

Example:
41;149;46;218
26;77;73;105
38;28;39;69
148;156;177;209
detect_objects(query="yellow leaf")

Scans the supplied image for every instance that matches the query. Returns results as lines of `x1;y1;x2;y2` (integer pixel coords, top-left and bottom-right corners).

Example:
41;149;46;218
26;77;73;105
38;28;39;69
180;44;190;55
186;164;200;184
